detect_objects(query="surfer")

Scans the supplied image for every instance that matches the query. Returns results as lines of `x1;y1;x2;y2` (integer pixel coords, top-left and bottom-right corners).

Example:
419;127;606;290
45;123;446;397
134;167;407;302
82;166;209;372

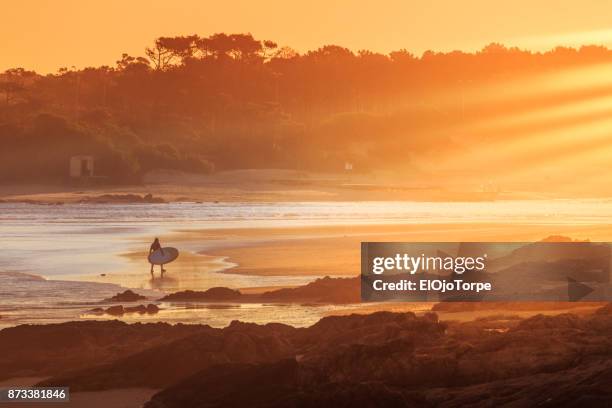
149;237;166;276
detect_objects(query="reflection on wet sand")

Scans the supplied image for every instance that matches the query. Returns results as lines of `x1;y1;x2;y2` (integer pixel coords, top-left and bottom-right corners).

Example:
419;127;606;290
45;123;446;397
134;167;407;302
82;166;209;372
4;202;612;328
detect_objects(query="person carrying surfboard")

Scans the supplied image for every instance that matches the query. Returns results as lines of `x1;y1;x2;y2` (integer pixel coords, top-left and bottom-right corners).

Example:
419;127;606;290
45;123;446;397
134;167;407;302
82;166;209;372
149;238;166;275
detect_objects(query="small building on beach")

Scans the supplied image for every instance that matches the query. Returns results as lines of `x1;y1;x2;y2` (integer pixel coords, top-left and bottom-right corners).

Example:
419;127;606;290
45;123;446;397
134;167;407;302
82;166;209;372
69;155;94;178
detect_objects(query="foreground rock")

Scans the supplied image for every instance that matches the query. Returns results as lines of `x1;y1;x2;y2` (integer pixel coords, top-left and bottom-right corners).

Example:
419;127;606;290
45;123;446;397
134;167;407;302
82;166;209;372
161;287;242;302
79;193;165;204
260;276;360;303
146;359;428;408
0;321;208;381
4;304;612;407
146;358;612;408
431;301;603;313
144;305;612;407
89;304;160;316
40;320;297;390
160;276;360;304
104;289;147;302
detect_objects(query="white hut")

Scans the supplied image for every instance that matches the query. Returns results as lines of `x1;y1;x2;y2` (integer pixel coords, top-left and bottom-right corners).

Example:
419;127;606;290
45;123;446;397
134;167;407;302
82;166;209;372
69;155;94;178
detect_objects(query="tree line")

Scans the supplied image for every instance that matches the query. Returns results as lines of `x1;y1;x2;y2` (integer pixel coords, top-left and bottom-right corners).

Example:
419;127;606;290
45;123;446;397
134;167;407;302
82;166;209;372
1;33;611;183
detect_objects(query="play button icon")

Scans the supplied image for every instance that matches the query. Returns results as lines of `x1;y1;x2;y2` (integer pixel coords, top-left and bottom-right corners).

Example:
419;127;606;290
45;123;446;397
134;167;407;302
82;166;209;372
567;277;594;301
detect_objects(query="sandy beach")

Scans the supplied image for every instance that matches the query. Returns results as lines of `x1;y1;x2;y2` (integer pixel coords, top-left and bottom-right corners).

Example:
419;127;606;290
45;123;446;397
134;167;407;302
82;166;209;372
3;201;612;406
6;3;612;405
189;222;612;278
96;220;612;294
4;196;612;328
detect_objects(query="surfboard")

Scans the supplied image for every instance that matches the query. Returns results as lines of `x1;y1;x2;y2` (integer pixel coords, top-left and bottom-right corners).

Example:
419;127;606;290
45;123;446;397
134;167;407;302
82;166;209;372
148;247;179;265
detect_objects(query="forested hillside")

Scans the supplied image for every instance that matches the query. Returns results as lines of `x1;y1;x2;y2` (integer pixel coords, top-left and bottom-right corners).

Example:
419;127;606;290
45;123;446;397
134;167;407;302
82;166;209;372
2;33;610;184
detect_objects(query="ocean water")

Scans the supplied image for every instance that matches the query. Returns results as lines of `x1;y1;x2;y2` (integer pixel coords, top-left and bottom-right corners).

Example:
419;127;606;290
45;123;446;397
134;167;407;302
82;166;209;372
1;199;611;328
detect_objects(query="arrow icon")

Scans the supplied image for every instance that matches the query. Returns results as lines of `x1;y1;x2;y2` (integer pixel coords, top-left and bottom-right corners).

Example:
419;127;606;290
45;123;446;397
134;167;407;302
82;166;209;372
567;277;594;301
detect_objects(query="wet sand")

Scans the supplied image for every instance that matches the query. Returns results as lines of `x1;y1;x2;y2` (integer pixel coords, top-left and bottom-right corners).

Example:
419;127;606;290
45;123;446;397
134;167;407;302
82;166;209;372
4;219;612;405
186;222;612;278
98;221;612;292
6;201;612;327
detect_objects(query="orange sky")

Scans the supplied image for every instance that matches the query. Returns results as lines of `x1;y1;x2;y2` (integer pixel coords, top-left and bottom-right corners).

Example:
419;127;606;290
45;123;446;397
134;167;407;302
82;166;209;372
3;0;612;73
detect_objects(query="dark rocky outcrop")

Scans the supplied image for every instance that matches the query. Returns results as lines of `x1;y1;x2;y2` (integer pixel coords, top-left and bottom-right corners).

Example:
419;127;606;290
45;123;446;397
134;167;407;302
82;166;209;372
146;357;612;408
39;312;440;391
161;287;243;302
88;304;160;316
145;359;429;408
143;307;612;407
145;340;612;408
427;359;612;408
431;301;603;313
40;320;297;390
0;321;210;381
79;193;165;204
159;276;360;304
104;289;147;302
260;276;360;303
5;306;612;407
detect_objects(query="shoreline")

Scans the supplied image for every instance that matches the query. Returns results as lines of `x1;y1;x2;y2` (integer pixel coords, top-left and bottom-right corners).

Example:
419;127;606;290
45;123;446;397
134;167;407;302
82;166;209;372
4;168;608;205
194;222;612;277
10;219;612;289
5;202;612;328
0;168;516;204
2;191;612;205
